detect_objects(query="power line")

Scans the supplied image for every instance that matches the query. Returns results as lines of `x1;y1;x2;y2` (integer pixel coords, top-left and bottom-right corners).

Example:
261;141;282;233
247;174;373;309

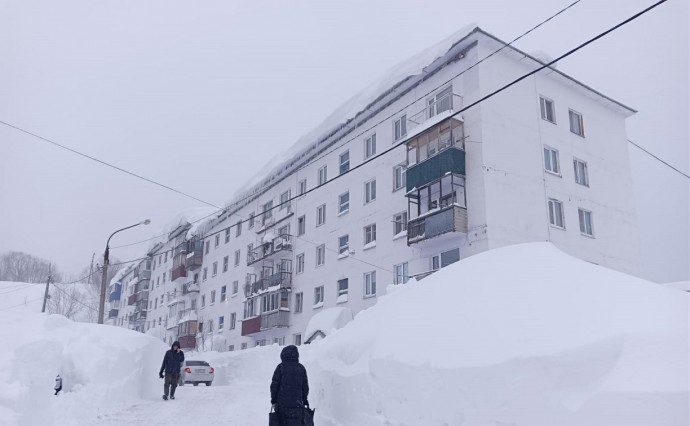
0;119;223;210
628;139;690;179
50;284;98;313
0;296;43;312
119;0;671;276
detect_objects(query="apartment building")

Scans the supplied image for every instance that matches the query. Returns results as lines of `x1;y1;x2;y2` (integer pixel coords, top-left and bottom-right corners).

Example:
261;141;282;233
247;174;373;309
109;26;641;350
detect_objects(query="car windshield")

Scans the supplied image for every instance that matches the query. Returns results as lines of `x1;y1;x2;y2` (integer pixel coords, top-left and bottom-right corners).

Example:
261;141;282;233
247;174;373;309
186;361;210;367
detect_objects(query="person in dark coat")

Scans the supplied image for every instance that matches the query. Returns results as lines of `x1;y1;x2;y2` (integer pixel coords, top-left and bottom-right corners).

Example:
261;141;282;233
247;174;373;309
159;341;185;400
270;345;309;426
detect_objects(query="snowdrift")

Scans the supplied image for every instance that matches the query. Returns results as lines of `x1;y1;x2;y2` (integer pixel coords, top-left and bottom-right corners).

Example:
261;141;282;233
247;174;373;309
193;243;689;426
0;282;167;426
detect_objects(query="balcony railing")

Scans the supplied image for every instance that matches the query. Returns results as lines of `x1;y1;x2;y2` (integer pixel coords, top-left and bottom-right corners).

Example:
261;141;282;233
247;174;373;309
137;290;149;302
247;234;292;266
408;205;468;245
171;265;187;281
129;310;147;322
406;146;465;192
241;316;262;336
127;293;138;306
246;271;292;296
182;281;200;295
260;310;290;330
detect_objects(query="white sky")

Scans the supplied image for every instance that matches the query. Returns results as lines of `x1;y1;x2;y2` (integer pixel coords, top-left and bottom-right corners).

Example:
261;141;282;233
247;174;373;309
0;0;687;282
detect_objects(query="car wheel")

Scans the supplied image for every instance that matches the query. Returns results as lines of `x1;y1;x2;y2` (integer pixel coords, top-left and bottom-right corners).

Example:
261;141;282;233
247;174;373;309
205;382;212;386
193;383;199;386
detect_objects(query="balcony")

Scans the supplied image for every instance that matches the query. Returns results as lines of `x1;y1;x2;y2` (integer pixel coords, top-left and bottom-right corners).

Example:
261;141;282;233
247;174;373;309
108;283;122;302
171;265;187;281
246;271;292;296
247;234;292;266
127;293;138;306
129;310;147;322
135;270;151;282
406;147;465;192
408;205;468;245
241;316;262;336
260;310;290;330
182;281;200;295
186;240;204;271
177;335;196;350
137;290;149;302
108;309;119;319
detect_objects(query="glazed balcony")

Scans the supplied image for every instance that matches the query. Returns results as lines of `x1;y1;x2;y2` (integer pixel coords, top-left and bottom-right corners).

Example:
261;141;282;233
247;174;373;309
247;234;292;266
127;293;138;306
171;265;187;281
186;240;204;271
260;310;290;330
182;281;200;295
245;271;292;296
406;146;466;192
108;283;122;302
407;204;468;245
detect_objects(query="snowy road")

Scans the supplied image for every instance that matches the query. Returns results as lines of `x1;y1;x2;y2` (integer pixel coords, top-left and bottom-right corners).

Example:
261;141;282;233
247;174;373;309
85;383;269;426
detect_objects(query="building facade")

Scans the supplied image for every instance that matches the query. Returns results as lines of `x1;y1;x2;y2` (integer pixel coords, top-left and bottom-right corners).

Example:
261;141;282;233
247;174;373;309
108;27;641;350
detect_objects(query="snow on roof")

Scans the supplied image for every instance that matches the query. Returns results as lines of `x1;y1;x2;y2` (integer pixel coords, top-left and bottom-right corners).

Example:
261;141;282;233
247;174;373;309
304;306;353;343
178;310;198;324
663;281;690;292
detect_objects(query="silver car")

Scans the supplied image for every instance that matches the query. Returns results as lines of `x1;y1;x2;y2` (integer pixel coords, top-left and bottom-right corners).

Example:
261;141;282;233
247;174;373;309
179;360;214;386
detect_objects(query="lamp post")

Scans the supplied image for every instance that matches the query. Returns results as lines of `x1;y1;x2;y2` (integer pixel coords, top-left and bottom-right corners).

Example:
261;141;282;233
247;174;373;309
98;219;151;324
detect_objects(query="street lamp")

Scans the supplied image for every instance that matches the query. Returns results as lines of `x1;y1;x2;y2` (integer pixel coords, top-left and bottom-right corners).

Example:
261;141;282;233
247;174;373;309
98;219;151;324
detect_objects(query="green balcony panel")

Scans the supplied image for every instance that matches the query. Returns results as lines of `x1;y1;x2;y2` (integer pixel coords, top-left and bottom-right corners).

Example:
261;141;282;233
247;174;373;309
406;148;465;192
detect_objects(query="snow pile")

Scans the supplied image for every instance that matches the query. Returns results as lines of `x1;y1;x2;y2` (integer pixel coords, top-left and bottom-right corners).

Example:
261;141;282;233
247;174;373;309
304;307;353;343
0;283;168;426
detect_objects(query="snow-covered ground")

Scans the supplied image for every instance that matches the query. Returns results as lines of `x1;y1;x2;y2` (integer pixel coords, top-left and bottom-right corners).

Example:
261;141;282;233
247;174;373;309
1;243;687;426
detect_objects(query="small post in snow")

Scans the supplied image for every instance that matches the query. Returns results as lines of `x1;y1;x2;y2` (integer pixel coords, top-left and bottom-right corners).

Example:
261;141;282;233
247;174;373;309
41;263;52;313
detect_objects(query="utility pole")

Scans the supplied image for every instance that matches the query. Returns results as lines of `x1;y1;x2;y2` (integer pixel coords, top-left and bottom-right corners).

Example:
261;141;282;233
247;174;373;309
41;263;52;313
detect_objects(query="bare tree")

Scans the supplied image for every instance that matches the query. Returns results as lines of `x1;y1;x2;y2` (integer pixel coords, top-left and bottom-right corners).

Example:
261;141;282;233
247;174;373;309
0;251;63;283
47;284;86;320
71;255;124;323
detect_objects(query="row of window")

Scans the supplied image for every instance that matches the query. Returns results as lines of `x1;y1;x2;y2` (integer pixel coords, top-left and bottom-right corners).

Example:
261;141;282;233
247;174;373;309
547;199;595;236
539;95;585;137
198;313;237;334
543;146;590;186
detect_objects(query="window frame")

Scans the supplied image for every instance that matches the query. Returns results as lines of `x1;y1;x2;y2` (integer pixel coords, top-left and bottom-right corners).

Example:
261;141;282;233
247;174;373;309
364;133;377;159
393;164;407;191
298;179;307;196
318;165;328;186
548;198;566;229
393;211;408;235
338;191;350;214
316;204;326;226
363;271;376;298
394;114;407;141
569;109;585;137
364;179;377;204
339;150;350;175
338;235;349;255
578;208;594;237
297;215;306;235
316;244;326;267
296;253;305;274
573;158;589;186
364;224;377;245
394;262;409;284
539;96;556;124
295;292;303;313
313;286;324;306
337;278;349;297
543;146;561;175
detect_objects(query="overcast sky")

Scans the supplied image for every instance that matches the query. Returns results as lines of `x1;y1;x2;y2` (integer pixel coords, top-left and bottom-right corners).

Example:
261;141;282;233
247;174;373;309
0;0;687;283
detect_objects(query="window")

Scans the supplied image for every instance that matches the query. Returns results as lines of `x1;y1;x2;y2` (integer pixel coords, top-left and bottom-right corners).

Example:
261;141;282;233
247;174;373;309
164;252;168;262
223;256;229;273
198;322;203;333
578;208;594;237
262;292;279;313
262;200;273;224
364;224;377;245
393;211;408;235
212;261;218;277
574;159;589;186
337;278;348;296
318;165;327;186
279;190;291;212
394;262;409;284
221;285;227;302
201;294;206;308
548;199;565;229
218;316;224;330
338;192;350;214
205;241;210;254
393;164;407;191
202;268;209;281
569;109;585;137
339;151;350;174
228;345;235;351
163;272;166;283
364;271;376;297
316;245;325;266
207;320;213;333
232;280;238;295
155;298;158;309
278;224;290;238
364;179;376;204
215;234;220;247
431;248;460;271
234;250;240;266
296;253;305;274
230;313;236;330
544;146;560;175
297;215;306;235
294;333;302;346
210;290;216;304
317;204;326;226
157;277;160;287
236;220;242;237
241;342;247;350
298;179;307;196
248;214;255;229
295;292;303;313
338;235;349;255
428;86;453;117
394;115;407;141
540;96;556;123
364;134;376;159
225;228;230;244
314;286;324;305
